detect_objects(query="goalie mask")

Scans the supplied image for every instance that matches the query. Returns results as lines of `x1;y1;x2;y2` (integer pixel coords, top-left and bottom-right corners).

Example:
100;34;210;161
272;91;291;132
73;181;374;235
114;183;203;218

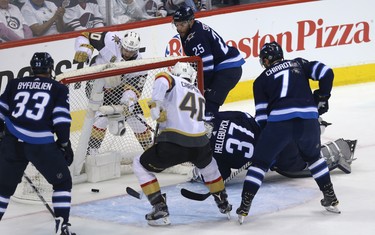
122;31;141;52
171;62;197;84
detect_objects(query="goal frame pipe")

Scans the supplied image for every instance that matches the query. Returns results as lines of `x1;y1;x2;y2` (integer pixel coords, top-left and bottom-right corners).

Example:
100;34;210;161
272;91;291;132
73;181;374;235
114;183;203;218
58;56;204;94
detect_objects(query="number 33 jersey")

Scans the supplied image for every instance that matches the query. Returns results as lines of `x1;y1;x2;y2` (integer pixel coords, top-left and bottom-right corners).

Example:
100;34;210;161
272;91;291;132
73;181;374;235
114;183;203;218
0;76;71;144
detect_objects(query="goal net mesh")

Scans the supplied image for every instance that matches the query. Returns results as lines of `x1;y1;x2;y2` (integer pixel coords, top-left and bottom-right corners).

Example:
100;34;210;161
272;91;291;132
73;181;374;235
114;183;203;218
12;56;203;203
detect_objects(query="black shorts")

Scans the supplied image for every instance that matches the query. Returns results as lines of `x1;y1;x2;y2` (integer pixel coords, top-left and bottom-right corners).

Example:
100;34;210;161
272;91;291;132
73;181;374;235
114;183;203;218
140;142;213;173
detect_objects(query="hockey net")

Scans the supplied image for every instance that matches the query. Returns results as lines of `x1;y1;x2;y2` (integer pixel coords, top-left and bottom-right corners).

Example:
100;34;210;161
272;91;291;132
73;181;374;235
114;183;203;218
12;56;203;203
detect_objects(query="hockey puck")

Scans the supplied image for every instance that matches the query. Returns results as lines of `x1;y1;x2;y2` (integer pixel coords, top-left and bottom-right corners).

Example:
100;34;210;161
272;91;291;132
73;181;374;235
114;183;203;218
91;188;99;193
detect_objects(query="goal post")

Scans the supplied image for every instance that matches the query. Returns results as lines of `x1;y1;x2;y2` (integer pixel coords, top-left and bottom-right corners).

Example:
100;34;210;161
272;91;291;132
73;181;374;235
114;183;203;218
12;56;203;203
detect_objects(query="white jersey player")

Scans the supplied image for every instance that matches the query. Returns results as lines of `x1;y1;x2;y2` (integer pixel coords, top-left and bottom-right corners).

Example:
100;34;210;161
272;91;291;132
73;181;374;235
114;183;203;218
132;62;232;226
74;30;153;153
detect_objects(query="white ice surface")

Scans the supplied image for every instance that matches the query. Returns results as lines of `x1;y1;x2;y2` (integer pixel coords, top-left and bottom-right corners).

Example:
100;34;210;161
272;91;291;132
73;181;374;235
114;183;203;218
1;82;374;235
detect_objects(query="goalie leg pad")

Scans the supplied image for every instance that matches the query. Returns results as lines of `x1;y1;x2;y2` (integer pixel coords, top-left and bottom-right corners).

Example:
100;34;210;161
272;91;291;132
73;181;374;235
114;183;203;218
127;115;148;133
321;138;354;173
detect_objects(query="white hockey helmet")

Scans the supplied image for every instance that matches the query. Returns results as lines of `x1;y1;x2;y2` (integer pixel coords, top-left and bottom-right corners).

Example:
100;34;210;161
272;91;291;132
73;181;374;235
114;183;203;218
122;31;141;52
171;62;197;84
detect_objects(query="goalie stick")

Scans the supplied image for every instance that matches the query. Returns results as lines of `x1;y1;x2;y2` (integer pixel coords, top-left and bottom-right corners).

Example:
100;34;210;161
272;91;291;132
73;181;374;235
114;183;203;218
180;161;252;201
23;173;55;217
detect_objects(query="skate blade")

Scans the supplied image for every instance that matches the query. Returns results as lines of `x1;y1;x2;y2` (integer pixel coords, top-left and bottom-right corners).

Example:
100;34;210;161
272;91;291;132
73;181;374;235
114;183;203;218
238;214;246;224
147;216;171;226
226;212;231;220
325;205;341;214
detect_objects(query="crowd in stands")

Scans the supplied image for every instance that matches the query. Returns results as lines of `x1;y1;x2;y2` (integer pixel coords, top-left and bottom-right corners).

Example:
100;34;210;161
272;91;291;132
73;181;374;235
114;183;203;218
0;0;266;42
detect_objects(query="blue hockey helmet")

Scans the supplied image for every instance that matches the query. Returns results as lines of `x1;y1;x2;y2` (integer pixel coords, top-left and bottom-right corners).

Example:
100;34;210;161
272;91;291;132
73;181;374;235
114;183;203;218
173;6;195;22
30;52;54;75
259;41;284;68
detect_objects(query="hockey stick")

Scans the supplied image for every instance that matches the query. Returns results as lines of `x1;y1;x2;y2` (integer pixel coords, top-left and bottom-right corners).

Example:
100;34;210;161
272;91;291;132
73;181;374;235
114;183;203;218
180;161;252;201
23;173;55;217
126;186;143;199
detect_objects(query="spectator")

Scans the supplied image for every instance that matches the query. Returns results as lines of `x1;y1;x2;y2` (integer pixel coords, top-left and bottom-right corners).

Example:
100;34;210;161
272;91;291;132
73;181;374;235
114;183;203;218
0;0;32;42
63;0;104;31
9;0;25;8
21;0;66;37
162;0;204;15
141;0;167;17
97;0;149;25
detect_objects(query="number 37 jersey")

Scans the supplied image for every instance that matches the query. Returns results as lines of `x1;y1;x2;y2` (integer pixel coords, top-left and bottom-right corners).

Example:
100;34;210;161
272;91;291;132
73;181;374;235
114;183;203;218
0;76;71;144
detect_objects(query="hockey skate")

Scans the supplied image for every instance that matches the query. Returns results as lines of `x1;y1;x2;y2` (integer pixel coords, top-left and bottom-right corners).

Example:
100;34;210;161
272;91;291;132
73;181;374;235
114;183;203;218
321;183;340;214
236;192;254;224
55;217;76;235
337;139;357;174
212;190;232;219
146;194;171;226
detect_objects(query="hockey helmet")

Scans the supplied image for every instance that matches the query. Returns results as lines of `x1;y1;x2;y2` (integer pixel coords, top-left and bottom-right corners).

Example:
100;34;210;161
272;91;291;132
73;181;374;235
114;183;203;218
122;31;141;52
173;6;195;22
259;41;284;68
30;52;54;75
171;62;197;84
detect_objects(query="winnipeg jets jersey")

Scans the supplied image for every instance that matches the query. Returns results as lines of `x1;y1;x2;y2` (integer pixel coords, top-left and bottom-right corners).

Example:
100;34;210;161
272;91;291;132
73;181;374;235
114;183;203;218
210;111;260;169
253;58;334;129
0;76;71;144
180;20;245;81
152;72;208;147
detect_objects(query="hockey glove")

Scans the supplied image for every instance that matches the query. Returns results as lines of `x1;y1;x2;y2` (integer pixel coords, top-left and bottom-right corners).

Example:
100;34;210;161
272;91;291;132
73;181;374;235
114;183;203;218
313;89;331;115
58;141;74;166
148;101;167;123
121;90;138;114
74;44;94;63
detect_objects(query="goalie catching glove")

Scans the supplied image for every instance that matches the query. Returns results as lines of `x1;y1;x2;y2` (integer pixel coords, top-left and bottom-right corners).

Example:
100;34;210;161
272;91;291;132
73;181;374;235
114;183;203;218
74;43;94;63
121;90;138;114
57;140;74;166
148;100;167;123
313;89;331;115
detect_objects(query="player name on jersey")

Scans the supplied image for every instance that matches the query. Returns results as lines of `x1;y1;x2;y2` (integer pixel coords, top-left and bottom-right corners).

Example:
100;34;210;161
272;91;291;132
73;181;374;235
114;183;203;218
214;120;229;154
265;61;293;76
17;81;53;91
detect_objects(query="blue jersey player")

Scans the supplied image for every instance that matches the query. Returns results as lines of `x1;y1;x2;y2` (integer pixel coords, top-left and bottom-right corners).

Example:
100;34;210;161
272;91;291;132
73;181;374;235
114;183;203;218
193;111;356;182
0;52;76;235
172;6;245;115
236;41;340;223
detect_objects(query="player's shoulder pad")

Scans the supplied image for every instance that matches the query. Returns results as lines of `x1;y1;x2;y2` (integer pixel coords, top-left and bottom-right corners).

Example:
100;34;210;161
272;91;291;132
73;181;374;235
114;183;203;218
155;72;174;90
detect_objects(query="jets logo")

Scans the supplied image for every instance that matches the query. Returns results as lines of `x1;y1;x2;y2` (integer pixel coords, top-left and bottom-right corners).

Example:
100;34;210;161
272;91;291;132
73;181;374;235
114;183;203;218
186;32;195;42
6;16;20;30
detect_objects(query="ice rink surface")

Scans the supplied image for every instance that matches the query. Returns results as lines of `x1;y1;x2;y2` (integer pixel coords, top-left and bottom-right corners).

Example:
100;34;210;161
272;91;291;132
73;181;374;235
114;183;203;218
1;82;374;235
